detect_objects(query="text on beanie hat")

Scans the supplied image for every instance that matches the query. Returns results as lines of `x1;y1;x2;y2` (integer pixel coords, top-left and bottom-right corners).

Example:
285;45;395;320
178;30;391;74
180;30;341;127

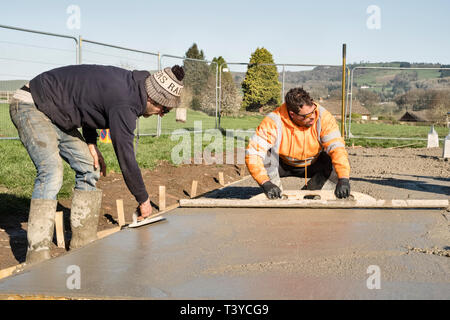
145;65;184;108
152;69;183;97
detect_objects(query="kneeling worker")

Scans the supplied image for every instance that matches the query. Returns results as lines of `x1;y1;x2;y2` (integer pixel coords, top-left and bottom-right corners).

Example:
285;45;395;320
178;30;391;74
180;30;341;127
245;87;350;199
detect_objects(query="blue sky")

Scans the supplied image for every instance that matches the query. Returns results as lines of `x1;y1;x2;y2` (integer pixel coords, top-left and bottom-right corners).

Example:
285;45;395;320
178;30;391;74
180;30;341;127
1;0;449;79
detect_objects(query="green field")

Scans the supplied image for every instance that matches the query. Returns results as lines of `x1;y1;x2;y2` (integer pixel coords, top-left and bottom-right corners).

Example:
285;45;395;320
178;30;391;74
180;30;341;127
353;67;441;88
349;122;448;138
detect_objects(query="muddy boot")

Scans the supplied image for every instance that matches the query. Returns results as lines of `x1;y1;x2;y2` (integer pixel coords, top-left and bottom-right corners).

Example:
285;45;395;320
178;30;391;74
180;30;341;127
70;189;102;249
26;199;58;265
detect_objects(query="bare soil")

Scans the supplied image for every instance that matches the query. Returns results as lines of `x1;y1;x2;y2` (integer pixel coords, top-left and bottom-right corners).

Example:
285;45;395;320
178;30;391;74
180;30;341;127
0;147;449;271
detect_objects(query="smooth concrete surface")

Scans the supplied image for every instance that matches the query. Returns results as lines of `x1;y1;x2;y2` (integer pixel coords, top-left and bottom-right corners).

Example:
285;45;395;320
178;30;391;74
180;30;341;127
0;207;449;299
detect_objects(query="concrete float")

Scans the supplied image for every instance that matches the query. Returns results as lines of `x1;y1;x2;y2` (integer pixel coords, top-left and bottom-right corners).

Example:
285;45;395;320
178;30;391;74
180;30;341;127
179;190;449;209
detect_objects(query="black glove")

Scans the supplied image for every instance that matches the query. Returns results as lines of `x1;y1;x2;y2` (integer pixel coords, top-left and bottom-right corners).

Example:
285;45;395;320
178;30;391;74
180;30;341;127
335;178;350;199
262;181;282;199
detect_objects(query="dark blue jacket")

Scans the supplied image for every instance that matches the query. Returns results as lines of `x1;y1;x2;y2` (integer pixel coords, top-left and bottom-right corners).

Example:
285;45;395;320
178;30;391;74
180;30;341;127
30;64;149;203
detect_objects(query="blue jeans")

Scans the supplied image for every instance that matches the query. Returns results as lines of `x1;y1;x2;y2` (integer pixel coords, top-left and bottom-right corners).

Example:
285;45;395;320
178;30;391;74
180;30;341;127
10;101;100;200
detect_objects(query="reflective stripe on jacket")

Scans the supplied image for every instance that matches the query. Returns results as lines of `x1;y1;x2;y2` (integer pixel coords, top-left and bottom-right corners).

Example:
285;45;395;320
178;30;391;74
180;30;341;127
245;103;350;185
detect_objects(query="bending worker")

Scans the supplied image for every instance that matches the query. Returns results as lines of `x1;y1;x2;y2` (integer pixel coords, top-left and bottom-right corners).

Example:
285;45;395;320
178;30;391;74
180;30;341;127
245;87;350;199
10;64;184;264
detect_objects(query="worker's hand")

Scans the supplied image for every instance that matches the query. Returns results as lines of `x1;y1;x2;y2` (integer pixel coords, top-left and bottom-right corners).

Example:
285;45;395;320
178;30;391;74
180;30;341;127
262;181;282;199
335;178;350;199
137;198;152;221
88;144;107;177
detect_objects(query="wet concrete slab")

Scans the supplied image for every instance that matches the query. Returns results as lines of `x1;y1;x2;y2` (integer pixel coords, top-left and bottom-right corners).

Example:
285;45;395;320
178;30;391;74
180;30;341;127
0;207;449;299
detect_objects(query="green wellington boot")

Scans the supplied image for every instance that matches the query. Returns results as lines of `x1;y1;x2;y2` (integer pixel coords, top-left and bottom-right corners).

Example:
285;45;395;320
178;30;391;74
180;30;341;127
26;199;58;265
70;189;102;249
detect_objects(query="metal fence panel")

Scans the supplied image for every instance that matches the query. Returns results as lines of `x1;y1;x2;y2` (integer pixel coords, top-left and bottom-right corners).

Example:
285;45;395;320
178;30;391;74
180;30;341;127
0;25;77;139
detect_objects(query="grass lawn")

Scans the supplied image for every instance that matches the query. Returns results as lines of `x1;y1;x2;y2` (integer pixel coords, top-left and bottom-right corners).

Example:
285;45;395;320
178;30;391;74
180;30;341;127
0;103;19;137
0;131;255;200
349;122;448;138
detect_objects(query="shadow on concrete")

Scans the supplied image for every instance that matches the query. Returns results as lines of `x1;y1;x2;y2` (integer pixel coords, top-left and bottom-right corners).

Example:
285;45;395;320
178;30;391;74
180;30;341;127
351;177;450;196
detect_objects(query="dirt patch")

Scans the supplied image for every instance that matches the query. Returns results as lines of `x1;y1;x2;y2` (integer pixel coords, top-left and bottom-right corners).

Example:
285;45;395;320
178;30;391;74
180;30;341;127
347;147;449;200
0;146;449;271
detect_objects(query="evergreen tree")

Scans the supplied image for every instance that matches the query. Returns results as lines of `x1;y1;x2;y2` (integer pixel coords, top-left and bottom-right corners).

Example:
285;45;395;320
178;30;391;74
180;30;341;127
183;43;210;110
242;47;281;111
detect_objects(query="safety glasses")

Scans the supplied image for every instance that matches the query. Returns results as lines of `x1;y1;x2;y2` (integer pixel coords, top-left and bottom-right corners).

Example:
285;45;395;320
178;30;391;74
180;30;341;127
296;105;317;119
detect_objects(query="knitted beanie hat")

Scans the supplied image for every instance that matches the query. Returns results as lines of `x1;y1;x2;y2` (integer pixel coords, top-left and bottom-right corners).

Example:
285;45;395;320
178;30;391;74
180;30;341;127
145;65;184;108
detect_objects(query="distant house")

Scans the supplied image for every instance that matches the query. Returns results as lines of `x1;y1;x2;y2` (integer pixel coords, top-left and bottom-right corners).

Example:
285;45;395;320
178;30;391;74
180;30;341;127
319;99;370;120
399;110;432;123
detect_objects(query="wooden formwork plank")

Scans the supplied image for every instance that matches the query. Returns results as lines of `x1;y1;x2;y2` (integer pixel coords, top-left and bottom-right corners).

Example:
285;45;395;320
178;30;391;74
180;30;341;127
0;264;23;280
97;227;121;239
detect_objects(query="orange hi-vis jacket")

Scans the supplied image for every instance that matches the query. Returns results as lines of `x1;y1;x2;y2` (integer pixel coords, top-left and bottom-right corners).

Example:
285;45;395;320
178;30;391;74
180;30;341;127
245;103;350;185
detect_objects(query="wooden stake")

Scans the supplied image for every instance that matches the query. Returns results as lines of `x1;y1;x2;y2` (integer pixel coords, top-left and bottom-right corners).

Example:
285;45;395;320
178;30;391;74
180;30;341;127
219;172;225;186
191;180;198;198
116;199;125;227
159;186;166;211
55;211;65;248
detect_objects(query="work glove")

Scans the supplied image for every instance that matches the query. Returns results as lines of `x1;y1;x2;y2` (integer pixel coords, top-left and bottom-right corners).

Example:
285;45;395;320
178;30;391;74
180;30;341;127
335;178;350;199
262;181;282;199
